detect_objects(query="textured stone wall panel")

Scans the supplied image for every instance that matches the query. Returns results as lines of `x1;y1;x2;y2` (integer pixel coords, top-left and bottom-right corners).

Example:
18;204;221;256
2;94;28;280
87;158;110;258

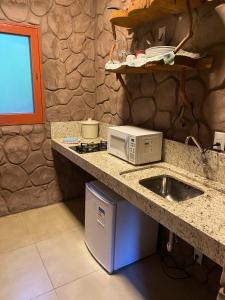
94;0;225;147
0;0;96;215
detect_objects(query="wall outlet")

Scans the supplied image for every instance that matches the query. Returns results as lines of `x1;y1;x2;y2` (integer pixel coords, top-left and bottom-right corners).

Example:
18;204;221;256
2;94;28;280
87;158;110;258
194;249;203;265
158;26;166;41
213;131;225;151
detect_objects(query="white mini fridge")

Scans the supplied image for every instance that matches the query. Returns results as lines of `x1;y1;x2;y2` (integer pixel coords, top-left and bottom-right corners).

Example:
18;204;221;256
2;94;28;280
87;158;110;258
85;181;159;273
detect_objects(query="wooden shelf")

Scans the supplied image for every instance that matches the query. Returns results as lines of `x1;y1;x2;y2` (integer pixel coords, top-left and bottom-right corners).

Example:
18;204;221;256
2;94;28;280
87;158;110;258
106;56;213;74
110;0;206;28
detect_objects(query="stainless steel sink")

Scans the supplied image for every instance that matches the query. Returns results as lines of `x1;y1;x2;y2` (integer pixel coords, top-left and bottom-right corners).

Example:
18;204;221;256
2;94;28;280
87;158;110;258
139;175;204;202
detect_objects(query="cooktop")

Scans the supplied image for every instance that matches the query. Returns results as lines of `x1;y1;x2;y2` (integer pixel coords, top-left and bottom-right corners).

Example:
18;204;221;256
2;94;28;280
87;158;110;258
69;141;107;154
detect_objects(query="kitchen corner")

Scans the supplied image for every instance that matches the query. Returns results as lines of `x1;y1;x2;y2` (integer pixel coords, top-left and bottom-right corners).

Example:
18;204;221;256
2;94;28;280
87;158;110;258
51;121;225;269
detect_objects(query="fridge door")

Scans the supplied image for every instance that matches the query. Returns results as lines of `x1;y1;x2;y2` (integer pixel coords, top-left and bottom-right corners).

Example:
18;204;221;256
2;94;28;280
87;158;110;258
85;182;116;273
114;200;158;271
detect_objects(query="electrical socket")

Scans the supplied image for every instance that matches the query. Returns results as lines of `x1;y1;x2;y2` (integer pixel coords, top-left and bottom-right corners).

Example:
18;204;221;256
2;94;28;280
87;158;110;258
194;249;203;265
158;26;166;41
213;131;225;151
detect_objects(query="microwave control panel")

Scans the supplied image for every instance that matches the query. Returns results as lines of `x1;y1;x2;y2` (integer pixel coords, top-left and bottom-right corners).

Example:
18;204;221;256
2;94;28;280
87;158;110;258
129;136;136;163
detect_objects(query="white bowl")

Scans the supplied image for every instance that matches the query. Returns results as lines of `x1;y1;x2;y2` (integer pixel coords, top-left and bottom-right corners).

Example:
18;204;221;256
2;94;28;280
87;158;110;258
145;46;175;57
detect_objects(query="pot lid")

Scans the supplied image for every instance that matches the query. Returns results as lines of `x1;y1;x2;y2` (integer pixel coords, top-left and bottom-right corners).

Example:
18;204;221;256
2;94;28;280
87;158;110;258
81;118;99;125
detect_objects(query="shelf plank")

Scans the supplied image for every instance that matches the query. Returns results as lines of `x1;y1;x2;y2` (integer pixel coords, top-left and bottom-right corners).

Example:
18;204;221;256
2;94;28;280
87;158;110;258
110;0;206;28
105;56;213;74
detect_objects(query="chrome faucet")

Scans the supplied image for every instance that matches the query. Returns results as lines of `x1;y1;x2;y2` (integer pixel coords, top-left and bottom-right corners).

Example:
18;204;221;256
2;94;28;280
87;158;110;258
185;136;207;166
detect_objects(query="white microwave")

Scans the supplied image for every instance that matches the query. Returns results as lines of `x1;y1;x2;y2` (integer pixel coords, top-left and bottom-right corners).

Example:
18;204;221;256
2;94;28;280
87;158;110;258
107;126;163;165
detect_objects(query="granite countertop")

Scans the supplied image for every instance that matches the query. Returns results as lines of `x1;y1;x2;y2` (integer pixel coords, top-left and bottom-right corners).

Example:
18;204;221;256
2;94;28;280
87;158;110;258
52;138;225;267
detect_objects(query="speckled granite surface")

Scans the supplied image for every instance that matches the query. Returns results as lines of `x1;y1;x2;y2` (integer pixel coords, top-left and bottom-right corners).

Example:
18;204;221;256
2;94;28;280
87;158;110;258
164;139;225;185
52;136;225;267
51;121;82;139
51;121;225;267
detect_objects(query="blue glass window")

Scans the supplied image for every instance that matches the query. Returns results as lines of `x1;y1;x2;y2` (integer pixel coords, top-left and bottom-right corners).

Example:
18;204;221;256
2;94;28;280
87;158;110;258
0;33;34;115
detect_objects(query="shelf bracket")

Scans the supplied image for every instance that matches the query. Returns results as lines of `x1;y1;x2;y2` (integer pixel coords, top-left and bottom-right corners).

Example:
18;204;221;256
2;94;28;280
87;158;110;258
174;0;194;54
172;69;191;128
109;24;117;61
116;73;134;123
179;69;190;106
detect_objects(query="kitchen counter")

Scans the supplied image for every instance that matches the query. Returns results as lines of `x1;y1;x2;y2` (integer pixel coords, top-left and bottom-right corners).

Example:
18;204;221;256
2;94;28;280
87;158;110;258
52;138;225;267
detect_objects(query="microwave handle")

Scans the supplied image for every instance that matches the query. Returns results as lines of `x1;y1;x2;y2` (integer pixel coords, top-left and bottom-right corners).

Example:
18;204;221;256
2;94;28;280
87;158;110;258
124;136;129;159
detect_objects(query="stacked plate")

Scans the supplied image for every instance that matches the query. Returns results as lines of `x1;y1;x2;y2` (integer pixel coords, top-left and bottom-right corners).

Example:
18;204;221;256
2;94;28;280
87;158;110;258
145;46;175;58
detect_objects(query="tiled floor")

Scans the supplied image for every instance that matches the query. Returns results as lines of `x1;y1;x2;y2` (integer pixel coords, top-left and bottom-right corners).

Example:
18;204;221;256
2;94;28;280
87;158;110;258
0;200;217;300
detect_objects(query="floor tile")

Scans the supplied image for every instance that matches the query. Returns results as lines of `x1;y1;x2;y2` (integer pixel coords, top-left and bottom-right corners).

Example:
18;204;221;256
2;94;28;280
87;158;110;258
23;201;84;243
0;245;52;300
56;256;217;300
31;290;58;300
0;212;33;254
36;230;100;287
56;270;142;300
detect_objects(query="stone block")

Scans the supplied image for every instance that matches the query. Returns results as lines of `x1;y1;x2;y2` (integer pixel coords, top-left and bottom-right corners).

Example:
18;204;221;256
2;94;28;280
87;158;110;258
48;5;72;39
70;2;81;17
140;74;156;97
78;60;95;77
204;90;225;131
55;0;74;6
83;93;96;109
65;53;85;74
155;78;178;111
7;187;48;213
96;85;109;104
46;106;71;122
42;32;59;59
96;31;113;58
55;90;74;105
96;69;105;87
131;97;156;125
154;111;171;131
2;126;20;136
201;45;225;90
0;164;28;192
43;60;66;90
73;14;90;33
42;139;53;161
22;151;45;174
4;136;29;164
69;33;85;53
1;0;28;22
83;39;95;61
30;0;53;16
0;195;8;216
30;166;55;186
47;180;63;204
81;78;96;93
28;132;45;150
66;70;82;90
45;91;56;108
69;96;87;120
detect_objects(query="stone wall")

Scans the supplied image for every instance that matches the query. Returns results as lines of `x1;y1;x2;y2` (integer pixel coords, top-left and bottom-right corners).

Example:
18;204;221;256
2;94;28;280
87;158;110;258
1;0;225;217
94;1;224;292
95;0;225;147
0;0;96;216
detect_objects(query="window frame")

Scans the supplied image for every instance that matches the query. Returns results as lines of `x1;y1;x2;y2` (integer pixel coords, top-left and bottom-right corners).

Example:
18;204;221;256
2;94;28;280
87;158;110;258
0;22;44;125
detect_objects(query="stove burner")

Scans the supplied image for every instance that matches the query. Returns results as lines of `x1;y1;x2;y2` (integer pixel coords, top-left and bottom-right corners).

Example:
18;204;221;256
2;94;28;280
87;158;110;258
70;141;107;154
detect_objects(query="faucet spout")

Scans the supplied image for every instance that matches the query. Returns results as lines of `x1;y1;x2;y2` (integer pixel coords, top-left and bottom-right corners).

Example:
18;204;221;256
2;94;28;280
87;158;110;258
185;136;203;153
185;136;207;166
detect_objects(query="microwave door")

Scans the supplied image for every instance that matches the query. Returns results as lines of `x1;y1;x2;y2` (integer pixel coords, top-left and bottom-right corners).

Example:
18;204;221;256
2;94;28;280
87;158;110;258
109;133;129;161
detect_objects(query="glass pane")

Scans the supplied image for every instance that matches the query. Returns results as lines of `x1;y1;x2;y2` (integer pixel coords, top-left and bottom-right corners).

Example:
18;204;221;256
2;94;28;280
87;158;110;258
0;33;34;114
